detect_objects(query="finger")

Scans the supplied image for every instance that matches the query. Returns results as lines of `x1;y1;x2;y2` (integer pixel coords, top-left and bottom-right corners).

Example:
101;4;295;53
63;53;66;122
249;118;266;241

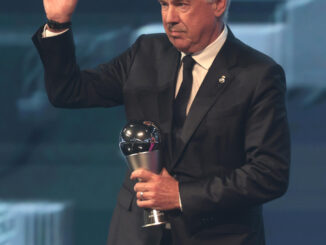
136;191;154;200
136;199;156;209
130;168;156;181
134;182;150;192
137;191;144;200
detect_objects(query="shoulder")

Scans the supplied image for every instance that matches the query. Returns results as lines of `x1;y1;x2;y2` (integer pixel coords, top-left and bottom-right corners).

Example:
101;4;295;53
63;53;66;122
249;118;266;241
226;30;285;81
126;33;178;66
231;36;279;70
226;30;286;95
130;33;178;59
133;33;173;51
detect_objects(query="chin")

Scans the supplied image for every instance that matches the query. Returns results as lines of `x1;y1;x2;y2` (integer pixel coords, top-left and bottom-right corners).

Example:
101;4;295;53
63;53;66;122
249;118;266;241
168;38;191;53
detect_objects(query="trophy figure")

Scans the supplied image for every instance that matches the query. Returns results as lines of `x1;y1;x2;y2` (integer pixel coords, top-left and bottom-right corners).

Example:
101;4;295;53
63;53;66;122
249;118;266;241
119;121;167;227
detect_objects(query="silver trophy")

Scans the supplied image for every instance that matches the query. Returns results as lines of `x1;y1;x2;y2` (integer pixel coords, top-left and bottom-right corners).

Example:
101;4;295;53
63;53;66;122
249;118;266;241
119;121;167;227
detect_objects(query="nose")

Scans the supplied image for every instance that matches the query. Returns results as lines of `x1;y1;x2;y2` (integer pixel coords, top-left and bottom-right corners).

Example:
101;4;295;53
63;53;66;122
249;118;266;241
165;6;179;24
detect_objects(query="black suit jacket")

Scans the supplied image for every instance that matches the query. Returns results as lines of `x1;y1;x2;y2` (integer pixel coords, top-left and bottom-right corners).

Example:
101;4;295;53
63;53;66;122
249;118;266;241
33;26;291;245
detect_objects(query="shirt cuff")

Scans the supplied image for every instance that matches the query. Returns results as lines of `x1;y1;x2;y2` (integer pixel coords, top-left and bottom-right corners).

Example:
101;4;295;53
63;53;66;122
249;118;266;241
42;24;69;38
178;192;183;212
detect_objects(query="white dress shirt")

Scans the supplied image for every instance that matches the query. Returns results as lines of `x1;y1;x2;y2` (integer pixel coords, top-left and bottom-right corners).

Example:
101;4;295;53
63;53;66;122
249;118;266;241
176;25;228;114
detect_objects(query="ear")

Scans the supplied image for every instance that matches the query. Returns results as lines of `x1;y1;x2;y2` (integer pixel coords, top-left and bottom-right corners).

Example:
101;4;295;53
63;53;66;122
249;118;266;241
211;0;227;18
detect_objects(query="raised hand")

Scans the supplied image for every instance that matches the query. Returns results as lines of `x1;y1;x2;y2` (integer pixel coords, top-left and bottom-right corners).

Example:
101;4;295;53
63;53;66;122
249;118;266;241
43;0;78;23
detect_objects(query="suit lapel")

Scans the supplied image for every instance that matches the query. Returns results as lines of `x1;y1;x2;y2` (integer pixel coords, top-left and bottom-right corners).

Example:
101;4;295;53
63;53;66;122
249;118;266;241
155;44;180;165
132;37;180;167
172;29;239;167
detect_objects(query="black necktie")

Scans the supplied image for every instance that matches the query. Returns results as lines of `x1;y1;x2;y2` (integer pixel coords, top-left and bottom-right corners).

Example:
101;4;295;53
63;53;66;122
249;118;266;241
173;55;196;128
172;55;195;159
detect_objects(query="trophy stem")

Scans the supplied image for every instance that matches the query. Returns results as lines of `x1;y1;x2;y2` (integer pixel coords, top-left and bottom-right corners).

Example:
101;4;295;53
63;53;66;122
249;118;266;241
142;209;166;227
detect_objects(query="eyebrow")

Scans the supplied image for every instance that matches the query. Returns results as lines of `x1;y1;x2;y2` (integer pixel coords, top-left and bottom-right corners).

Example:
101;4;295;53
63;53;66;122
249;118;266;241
158;0;191;3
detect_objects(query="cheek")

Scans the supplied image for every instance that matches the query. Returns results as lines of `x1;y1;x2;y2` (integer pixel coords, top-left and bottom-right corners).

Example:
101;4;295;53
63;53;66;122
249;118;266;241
190;21;211;39
161;12;167;24
182;19;199;35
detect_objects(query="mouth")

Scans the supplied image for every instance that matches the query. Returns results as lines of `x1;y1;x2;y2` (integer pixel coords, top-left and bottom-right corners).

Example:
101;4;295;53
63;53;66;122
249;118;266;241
169;28;185;32
169;30;185;37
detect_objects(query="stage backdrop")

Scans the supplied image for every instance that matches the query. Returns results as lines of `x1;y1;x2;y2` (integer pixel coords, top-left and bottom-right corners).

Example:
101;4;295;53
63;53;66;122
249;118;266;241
0;0;325;245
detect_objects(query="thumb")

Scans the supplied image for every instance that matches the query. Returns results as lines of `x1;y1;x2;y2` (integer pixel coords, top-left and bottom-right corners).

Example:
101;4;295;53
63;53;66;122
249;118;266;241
161;168;170;177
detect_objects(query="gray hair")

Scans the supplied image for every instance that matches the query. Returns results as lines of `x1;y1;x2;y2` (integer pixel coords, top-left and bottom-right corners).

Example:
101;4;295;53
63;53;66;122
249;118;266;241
206;0;231;22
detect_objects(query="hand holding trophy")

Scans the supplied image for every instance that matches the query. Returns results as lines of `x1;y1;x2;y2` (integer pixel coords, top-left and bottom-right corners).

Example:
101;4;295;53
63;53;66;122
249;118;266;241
119;121;167;227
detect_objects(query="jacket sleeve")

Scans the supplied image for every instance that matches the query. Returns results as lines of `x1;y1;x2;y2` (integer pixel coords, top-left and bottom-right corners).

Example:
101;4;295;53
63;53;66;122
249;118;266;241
179;64;291;220
32;26;140;108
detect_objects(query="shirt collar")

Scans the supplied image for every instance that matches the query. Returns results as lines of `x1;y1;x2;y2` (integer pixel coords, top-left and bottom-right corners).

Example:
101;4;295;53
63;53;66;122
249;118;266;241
181;25;228;70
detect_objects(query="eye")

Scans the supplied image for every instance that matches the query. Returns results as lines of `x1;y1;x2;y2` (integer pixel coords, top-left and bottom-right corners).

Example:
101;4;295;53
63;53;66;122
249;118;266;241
159;0;168;8
175;1;190;11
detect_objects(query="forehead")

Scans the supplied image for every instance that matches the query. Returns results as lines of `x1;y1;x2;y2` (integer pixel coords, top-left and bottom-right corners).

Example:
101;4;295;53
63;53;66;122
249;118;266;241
158;0;211;7
158;0;195;3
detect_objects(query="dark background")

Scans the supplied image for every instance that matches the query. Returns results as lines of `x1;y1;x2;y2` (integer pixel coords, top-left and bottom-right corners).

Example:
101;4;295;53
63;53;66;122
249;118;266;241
0;0;325;244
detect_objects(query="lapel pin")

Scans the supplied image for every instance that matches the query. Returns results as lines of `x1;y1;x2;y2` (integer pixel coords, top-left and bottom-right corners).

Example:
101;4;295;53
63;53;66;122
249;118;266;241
218;75;226;84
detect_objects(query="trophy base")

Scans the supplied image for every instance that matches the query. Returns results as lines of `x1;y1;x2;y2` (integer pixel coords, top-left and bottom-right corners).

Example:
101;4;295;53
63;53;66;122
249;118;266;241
142;209;166;228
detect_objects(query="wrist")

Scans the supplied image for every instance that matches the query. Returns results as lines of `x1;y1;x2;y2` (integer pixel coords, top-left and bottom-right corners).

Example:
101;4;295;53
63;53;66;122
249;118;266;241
46;19;72;32
46;13;71;24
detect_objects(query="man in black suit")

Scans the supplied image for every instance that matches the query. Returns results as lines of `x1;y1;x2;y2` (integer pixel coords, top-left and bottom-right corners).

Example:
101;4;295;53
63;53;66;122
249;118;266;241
33;0;290;244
